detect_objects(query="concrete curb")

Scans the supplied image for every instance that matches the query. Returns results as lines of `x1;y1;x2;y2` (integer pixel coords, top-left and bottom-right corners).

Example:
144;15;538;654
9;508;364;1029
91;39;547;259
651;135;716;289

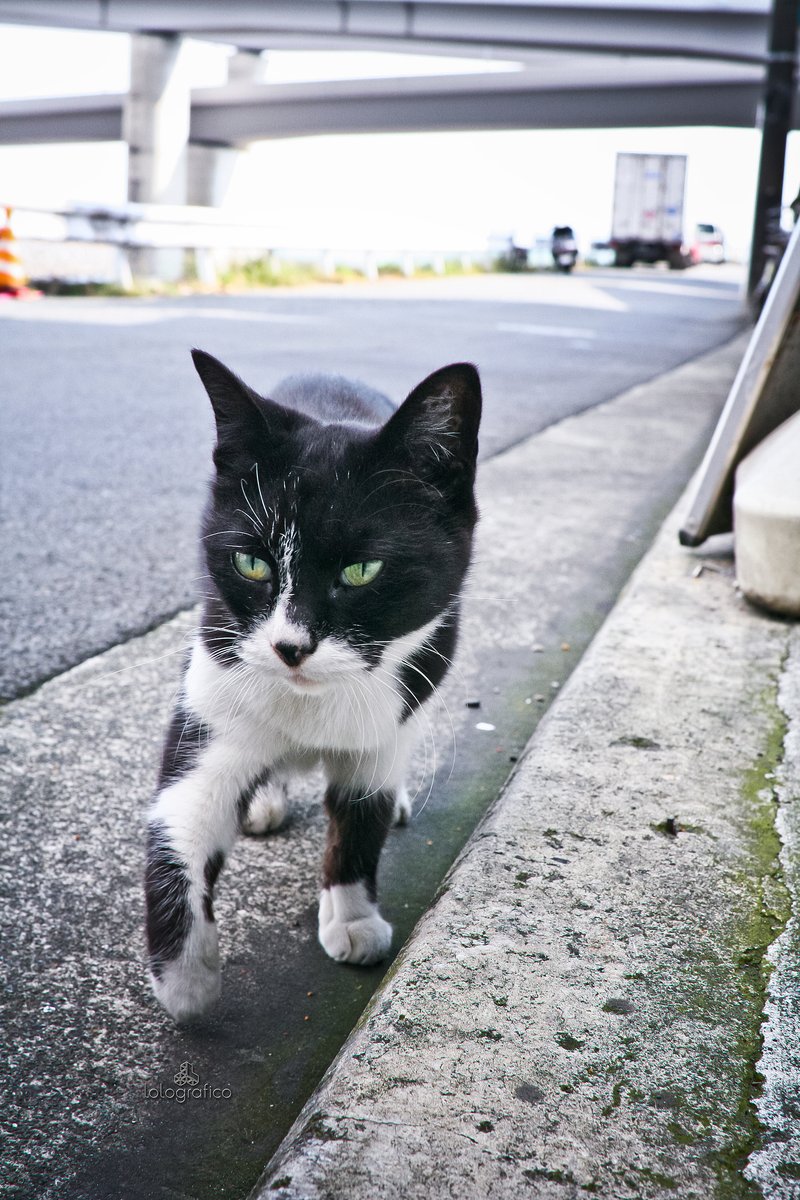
254;469;798;1193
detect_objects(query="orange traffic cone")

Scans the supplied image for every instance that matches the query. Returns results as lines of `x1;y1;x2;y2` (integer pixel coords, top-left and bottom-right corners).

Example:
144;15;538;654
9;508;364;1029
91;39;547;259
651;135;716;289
0;206;27;295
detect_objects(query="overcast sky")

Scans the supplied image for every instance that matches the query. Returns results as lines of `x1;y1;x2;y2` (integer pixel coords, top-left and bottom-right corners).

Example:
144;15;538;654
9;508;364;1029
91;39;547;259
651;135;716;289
0;22;793;260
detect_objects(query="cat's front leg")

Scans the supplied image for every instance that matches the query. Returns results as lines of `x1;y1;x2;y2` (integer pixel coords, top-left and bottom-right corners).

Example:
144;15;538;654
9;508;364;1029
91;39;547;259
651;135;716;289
318;782;395;965
146;743;250;1022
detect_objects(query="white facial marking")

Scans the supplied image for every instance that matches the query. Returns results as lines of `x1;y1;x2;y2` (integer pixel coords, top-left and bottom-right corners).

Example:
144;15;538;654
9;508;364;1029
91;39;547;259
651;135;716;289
258;595;310;658
278;521;299;597
238;520;319;673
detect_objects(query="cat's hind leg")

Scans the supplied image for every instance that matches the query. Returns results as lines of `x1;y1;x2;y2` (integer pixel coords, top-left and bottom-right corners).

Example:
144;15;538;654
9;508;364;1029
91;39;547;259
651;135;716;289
241;773;288;835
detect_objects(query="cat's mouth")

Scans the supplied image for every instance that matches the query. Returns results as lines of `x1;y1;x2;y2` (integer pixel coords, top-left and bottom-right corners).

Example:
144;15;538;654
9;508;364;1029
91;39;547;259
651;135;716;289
280;670;327;693
238;642;324;685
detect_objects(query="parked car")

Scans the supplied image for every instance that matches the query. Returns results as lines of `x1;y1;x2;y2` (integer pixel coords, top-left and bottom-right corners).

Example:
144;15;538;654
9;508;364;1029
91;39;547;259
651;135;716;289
695;223;725;263
585;240;617;267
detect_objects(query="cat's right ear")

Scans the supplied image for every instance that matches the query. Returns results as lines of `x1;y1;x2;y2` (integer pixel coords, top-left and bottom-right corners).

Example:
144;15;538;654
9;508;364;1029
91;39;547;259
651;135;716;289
191;349;298;469
378;362;482;487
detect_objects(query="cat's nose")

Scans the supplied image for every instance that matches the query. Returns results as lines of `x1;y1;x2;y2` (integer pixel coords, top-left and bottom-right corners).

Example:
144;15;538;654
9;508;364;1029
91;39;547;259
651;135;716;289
272;640;314;669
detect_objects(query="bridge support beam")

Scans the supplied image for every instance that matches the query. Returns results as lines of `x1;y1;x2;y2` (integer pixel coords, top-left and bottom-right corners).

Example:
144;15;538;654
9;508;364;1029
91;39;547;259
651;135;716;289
187;49;266;283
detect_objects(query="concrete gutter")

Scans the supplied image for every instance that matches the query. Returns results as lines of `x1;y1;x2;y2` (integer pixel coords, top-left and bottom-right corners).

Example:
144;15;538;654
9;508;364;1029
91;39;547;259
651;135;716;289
255;481;800;1192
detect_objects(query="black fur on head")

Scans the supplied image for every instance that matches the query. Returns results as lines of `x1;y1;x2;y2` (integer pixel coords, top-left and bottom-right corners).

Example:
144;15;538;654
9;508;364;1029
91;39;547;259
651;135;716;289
191;350;482;672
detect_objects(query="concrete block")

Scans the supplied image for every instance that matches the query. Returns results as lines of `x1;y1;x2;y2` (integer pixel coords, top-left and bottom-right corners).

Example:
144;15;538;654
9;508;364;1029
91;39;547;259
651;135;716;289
734;409;800;615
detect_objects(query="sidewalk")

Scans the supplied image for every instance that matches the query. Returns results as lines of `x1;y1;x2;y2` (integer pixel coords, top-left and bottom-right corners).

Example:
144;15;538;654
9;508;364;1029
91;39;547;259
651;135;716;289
0;333;759;1200
256;425;800;1192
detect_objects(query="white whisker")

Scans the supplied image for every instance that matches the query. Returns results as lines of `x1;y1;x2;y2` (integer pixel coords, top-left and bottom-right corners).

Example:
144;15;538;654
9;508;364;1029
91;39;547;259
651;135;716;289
239;477;265;532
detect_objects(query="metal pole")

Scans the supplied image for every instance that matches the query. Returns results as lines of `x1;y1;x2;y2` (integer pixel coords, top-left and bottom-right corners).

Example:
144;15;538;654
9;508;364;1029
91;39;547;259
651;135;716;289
747;0;799;302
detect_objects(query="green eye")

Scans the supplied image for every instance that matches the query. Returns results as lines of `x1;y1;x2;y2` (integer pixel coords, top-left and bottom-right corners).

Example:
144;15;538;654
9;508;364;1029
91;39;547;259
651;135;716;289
340;560;383;588
233;552;272;582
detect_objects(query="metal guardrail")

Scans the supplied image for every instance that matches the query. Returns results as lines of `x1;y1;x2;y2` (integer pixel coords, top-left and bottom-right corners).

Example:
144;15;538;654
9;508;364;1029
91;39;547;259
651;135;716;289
9;202;487;285
13;202;280;249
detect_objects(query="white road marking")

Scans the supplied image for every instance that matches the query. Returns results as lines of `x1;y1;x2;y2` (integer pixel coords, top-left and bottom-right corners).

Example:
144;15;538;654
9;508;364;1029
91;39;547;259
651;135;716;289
496;321;597;339
599;278;740;301
186;307;318;324
0;302;318;326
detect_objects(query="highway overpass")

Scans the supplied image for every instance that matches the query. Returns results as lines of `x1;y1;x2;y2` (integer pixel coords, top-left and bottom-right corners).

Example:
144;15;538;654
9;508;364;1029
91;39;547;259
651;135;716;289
0;58;767;146
0;1;772;64
0;0;778;145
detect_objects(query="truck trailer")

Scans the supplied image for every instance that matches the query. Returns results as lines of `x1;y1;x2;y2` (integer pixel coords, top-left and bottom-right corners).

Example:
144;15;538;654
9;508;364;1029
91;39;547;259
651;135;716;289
610;153;689;269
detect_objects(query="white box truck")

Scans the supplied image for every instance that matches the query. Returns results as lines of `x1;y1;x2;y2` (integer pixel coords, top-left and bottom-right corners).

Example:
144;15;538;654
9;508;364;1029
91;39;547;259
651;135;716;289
610;153;689;269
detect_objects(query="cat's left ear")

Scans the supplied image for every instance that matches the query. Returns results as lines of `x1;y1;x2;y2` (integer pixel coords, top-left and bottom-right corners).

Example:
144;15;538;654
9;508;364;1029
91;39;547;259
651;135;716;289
192;348;303;470
380;362;482;479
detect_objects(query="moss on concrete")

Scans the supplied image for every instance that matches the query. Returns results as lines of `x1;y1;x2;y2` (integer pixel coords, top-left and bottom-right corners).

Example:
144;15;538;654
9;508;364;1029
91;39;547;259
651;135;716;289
711;680;792;1199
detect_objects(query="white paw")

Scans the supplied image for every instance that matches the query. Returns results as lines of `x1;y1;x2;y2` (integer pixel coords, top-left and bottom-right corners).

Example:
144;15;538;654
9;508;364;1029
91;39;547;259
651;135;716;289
242;779;288;836
319;912;393;965
318;883;393;965
150;924;221;1022
393;785;412;827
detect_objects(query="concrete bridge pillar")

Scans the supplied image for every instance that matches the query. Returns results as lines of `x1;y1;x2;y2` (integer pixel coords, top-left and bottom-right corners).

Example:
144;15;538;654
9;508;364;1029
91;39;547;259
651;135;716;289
226;48;268;86
123;33;192;282
187;49;266;283
187;48;267;210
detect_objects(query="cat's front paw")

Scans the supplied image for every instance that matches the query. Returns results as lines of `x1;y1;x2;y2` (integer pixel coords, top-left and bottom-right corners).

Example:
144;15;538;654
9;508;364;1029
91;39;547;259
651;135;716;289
318;884;393;965
150;926;221;1022
241;779;288;836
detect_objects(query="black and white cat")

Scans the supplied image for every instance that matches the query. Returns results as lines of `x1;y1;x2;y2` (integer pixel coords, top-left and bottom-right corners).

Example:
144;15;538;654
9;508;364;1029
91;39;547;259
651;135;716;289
145;351;481;1021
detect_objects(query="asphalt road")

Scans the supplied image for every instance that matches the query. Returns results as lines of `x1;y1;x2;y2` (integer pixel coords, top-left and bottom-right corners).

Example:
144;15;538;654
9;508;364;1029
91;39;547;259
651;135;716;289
0;265;745;701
